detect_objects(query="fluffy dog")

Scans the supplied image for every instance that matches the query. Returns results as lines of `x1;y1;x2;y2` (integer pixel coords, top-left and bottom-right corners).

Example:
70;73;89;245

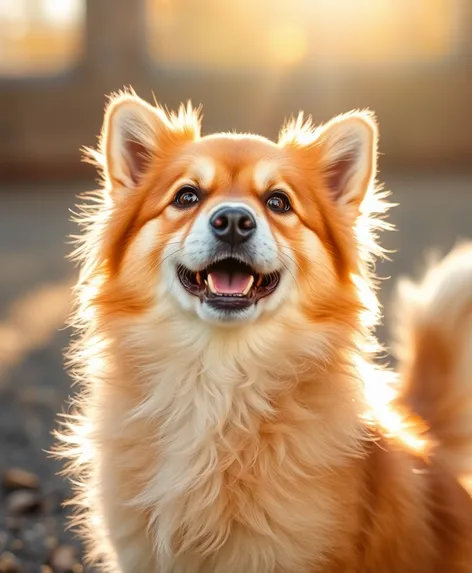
57;91;472;572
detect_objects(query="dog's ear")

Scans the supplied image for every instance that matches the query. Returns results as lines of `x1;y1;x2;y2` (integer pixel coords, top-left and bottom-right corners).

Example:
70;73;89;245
100;94;162;189
317;111;378;209
96;93;200;194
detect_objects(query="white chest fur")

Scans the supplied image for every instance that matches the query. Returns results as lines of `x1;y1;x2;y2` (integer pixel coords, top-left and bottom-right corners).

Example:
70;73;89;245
93;322;363;573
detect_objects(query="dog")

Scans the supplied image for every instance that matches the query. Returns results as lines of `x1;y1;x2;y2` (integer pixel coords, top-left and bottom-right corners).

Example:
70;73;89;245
57;91;472;572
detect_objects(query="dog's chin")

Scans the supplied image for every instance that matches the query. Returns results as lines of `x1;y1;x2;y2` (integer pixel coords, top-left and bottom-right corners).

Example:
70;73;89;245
196;300;260;325
175;256;282;325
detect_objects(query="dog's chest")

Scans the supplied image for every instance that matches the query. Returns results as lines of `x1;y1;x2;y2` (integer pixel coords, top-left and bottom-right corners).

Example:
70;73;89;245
134;378;342;573
149;433;333;573
111;343;359;573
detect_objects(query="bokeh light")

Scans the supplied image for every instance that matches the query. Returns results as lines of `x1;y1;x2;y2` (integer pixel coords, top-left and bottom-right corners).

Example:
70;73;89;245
0;0;465;76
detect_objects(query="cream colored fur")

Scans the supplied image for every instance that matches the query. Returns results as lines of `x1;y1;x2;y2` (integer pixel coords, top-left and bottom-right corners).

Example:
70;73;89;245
393;243;472;478
62;280;375;572
56;93;472;573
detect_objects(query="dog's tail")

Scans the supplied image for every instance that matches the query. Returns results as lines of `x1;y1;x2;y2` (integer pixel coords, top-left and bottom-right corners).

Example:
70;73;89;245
392;243;472;478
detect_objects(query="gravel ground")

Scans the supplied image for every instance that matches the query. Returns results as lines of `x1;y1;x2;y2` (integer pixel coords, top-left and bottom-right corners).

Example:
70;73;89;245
0;173;471;572
0;184;88;573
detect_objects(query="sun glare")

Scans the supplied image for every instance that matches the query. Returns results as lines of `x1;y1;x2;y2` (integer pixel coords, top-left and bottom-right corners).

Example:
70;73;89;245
147;0;463;69
0;0;464;76
360;357;429;454
42;0;83;25
0;0;84;76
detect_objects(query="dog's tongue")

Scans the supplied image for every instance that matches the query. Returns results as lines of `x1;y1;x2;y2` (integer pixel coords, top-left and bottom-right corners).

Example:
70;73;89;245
208;271;253;295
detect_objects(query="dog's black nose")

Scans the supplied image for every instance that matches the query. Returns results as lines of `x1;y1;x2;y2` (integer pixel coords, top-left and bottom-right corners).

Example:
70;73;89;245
210;207;256;246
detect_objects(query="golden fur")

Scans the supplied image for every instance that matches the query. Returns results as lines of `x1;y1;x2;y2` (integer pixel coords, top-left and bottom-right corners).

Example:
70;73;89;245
56;91;472;572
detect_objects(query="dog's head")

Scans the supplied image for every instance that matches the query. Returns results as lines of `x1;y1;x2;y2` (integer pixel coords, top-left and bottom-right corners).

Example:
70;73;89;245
83;93;382;333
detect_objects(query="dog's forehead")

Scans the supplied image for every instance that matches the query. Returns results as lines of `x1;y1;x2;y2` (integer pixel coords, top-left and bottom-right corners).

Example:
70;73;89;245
182;136;285;193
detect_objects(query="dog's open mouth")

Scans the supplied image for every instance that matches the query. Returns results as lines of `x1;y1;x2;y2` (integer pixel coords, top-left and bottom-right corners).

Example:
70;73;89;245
177;257;280;310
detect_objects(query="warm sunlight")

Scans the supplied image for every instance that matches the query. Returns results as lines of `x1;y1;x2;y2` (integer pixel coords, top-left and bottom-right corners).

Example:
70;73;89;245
147;0;463;69
360;357;429;454
0;280;71;381
0;0;464;76
0;0;84;76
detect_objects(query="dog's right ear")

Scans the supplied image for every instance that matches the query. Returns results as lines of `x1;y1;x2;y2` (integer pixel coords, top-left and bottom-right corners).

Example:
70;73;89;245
97;93;201;195
102;95;159;190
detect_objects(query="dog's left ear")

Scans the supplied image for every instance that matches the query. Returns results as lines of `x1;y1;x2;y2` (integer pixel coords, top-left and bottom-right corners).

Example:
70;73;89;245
317;111;378;210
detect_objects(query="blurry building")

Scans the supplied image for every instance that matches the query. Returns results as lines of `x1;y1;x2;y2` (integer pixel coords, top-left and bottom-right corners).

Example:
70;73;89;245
1;0;471;181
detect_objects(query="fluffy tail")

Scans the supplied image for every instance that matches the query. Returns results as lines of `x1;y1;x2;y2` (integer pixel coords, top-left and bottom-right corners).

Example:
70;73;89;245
392;243;472;478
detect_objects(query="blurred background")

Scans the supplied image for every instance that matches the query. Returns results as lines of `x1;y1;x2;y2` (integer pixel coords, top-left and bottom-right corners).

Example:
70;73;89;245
0;0;471;571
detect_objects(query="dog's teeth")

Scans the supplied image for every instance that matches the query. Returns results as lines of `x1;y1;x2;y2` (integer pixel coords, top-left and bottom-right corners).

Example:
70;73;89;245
196;272;201;285
256;274;263;287
242;275;254;296
207;274;217;294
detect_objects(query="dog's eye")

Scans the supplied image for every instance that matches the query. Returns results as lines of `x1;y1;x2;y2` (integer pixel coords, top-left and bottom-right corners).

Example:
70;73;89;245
173;186;201;208
266;192;291;213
